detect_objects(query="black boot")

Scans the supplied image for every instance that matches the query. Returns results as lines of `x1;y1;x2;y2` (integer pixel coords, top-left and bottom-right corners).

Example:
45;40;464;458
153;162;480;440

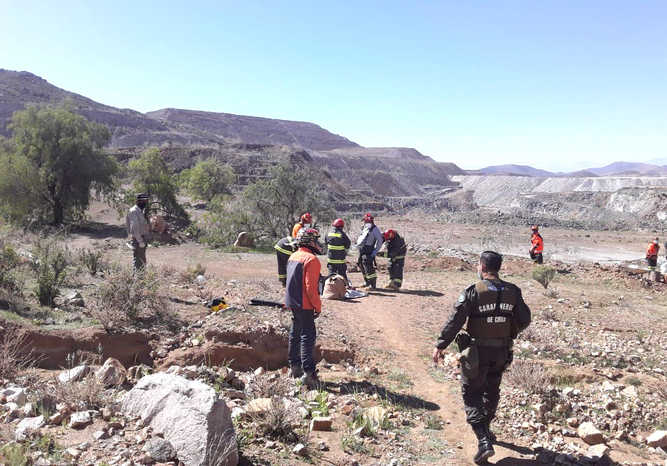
485;422;497;443
471;423;495;464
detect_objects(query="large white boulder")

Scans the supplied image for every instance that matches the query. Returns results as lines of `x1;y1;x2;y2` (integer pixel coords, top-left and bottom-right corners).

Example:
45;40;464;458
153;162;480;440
15;415;44;441
121;373;237;466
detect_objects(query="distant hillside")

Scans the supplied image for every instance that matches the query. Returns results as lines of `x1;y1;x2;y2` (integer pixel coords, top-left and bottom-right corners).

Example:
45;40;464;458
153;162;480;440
0;68;461;206
146;108;358;152
588;161;667;176
474;164;554;177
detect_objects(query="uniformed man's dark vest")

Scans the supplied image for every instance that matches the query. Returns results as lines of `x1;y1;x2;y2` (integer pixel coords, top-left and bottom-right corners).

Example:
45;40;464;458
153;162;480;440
275;236;298;256
326;229;347;264
387;234;407;260
465;280;519;339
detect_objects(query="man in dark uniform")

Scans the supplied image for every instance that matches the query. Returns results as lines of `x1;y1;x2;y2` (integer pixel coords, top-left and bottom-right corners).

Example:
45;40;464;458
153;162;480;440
380;229;407;290
433;251;531;464
325;218;351;282
274;235;298;287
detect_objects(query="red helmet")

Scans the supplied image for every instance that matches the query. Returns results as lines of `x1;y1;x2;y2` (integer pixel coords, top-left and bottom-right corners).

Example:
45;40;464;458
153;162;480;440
363;213;374;223
301;212;312;223
332;218;344;228
383;229;396;241
531;225;539;231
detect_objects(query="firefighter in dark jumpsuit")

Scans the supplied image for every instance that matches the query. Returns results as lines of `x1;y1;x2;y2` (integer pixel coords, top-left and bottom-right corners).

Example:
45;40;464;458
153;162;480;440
433;251;531;464
274;235;298;287
325;218;351;282
380;229;407;290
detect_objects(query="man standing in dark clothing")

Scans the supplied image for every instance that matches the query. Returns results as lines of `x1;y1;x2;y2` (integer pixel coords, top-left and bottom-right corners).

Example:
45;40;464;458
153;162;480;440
433;251;531;465
380;229;407;290
274;235;298;287
285;228;323;388
325;218;351;282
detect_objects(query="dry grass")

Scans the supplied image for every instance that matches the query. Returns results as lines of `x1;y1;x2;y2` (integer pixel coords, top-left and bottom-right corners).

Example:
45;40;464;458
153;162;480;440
0;326;36;380
252;397;301;443
505;359;551;395
245;373;292;399
90;264;172;330
206;428;238;466
49;373;107;411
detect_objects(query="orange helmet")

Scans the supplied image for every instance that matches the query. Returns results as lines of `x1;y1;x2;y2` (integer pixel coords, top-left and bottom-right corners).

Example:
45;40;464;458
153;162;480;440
383;229;396;241
531;225;539;231
363;213;374;223
301;212;312;224
332;218;344;228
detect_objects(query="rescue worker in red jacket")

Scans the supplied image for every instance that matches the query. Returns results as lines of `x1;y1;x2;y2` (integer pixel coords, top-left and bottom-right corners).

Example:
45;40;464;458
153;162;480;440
529;225;544;264
380;229;407;290
274;236;298;287
646;238;660;271
292;212;312;239
285;228;323;388
325;218;351;282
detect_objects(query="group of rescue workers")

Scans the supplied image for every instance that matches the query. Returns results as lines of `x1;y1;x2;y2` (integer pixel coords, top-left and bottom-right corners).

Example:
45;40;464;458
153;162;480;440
125;194;664;465
275;212;407;291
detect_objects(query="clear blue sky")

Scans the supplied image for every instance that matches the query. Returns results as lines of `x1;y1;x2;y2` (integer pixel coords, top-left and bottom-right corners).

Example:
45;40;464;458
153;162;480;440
2;1;666;171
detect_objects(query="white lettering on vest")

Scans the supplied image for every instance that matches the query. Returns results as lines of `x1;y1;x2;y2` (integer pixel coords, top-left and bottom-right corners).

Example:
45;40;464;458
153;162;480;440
478;302;515;313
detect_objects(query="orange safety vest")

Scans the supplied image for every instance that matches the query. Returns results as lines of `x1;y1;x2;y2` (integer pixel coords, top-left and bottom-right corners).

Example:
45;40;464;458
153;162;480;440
531;233;544;254
646;243;659;258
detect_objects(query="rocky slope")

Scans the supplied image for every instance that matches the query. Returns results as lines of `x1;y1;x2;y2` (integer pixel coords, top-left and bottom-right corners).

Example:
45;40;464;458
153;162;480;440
451;175;667;227
0;69;462;205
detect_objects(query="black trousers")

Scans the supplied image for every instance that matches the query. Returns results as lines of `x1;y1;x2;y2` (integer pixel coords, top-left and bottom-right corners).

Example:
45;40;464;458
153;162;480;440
461;345;511;425
327;262;348;281
276;251;290;286
530;250;543;264
647;256;657;270
388;258;404;288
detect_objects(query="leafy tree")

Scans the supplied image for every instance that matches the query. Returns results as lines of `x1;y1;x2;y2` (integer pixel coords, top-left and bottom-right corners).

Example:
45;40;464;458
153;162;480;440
201;163;334;246
0;105;117;225
128;147;188;221
180;158;236;202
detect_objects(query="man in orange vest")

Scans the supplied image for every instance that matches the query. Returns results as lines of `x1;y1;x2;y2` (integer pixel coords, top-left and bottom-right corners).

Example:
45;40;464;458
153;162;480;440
529;225;544;264
292;212;312;239
646;238;660;271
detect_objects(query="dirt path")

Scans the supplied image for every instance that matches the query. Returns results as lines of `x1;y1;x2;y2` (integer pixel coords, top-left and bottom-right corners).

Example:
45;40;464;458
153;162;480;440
330;282;534;465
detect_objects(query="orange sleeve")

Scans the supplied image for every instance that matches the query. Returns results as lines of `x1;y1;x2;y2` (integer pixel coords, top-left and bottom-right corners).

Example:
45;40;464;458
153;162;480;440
304;255;322;313
292;223;302;239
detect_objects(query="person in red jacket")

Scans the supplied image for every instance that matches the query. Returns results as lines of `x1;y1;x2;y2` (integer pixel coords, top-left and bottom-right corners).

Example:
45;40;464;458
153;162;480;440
646;238;660;271
529;225;544;264
285;228;323;388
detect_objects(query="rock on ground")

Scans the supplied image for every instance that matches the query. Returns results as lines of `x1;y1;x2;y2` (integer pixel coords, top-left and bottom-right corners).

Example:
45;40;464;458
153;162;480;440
15;415;44;441
142;437;176;462
646;430;667;448
578;422;605;445
121;373;237;466
58;365;91;383
96;357;127;386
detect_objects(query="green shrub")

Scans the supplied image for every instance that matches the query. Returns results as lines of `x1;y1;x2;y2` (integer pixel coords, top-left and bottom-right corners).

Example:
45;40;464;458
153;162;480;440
532;265;556;289
128;147;188;222
180;158;236;202
0;241;22;297
77;248;104;276
32;240;68;307
200;163;334;246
